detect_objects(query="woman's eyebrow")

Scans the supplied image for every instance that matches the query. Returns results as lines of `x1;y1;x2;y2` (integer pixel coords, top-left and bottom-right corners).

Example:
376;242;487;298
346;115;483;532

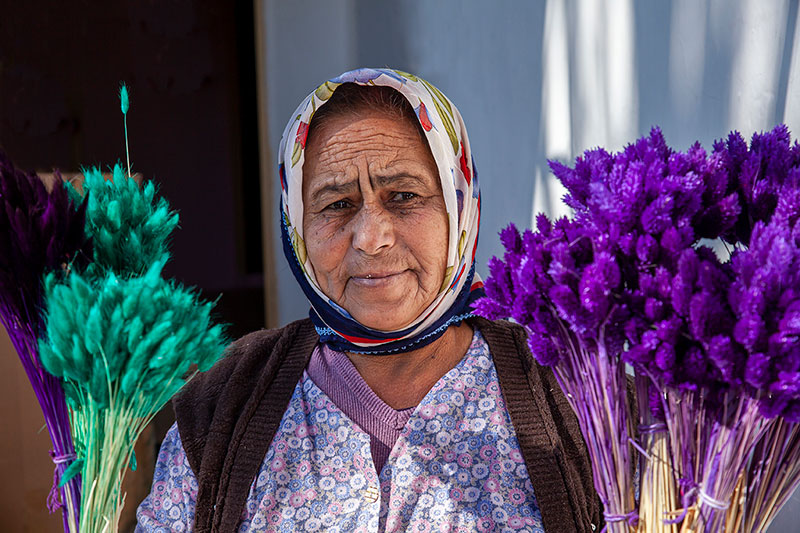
372;173;427;189
309;179;358;202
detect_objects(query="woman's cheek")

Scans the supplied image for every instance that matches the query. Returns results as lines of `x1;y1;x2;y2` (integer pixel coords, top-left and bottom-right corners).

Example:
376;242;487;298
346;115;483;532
307;214;345;242
306;217;351;270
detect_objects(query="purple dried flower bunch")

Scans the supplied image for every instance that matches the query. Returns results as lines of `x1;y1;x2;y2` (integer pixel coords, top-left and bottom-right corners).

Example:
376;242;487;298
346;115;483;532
476;215;625;365
478;128;747;395
481;125;800;413
0;150;92;530
475;211;638;527
723;127;800;421
0;151;92;331
730;217;800;418
555;129;746;400
716;126;800;246
476;125;800;531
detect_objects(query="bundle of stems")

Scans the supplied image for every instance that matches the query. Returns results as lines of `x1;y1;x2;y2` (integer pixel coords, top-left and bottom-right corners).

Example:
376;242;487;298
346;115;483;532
634;376;678;533
6;323;81;533
679;394;767;532
66;354;203;532
39;261;226;533
643;388;769;533
552;318;638;533
724;419;800;532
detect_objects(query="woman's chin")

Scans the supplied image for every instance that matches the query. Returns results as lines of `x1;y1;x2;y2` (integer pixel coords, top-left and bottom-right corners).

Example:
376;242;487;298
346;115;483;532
341;273;434;331
345;297;421;332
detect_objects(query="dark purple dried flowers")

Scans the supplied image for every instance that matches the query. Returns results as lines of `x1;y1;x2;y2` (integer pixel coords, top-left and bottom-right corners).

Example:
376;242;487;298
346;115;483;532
730;218;800;420
715;124;800;246
479;129;746;397
476;216;628;366
475;206;638;521
0;150;91;529
0;150;92;333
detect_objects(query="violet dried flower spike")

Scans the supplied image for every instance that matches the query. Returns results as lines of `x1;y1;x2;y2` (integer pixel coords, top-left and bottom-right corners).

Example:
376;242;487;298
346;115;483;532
715;124;800;246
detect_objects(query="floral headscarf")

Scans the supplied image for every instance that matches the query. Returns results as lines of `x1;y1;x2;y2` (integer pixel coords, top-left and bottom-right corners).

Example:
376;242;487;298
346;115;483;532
279;68;483;354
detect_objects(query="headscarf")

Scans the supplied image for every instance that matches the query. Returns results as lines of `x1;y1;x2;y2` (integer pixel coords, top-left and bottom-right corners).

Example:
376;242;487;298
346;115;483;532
279;67;483;354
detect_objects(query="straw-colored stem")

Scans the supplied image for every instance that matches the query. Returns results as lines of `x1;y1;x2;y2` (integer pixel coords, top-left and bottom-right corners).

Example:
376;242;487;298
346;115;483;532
637;430;679;533
723;474;745;533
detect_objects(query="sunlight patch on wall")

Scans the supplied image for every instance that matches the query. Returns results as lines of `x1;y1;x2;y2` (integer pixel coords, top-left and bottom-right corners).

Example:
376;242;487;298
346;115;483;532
784;6;800;136
604;0;638;152
727;0;788;134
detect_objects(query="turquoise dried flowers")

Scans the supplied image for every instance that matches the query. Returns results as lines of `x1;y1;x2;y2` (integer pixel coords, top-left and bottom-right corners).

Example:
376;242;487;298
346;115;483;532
66;164;178;279
30;84;227;533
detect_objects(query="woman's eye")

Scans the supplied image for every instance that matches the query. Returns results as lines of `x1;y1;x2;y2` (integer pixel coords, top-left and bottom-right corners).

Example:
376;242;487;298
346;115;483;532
392;192;418;202
326;200;351;210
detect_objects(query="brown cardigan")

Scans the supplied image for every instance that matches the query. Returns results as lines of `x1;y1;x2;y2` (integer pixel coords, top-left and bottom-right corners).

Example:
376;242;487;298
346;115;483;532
173;317;603;532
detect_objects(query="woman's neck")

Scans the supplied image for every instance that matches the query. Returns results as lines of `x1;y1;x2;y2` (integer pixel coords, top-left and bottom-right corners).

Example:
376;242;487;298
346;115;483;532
346;322;474;410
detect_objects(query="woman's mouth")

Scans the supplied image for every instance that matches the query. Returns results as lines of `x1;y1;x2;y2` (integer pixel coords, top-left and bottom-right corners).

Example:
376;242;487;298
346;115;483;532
350;271;406;287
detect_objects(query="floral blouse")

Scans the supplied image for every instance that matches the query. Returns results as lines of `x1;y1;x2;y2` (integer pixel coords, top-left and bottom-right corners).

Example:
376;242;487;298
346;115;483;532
136;331;545;532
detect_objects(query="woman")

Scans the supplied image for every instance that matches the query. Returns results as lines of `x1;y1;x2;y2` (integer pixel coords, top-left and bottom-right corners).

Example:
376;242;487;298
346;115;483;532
136;68;601;532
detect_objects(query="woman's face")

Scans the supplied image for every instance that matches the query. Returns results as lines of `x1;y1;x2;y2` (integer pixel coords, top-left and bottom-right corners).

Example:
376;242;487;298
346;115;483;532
302;110;448;331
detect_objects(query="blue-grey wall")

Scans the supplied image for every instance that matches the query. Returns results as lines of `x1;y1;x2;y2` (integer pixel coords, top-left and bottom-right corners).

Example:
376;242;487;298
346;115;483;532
260;3;800;527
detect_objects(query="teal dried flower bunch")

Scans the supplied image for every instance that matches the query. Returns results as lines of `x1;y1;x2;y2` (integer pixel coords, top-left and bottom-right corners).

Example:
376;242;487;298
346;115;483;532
38;259;226;531
39;259;224;408
67;164;178;279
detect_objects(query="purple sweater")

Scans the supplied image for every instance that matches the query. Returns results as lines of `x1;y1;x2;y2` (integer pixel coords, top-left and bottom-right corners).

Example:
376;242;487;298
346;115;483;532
306;343;415;472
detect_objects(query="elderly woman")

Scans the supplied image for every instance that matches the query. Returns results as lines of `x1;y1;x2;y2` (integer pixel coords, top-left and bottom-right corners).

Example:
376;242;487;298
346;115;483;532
136;68;600;532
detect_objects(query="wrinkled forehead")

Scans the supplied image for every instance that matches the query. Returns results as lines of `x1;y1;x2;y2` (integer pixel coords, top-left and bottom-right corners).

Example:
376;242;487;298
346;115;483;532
301;111;441;197
279;69;458;193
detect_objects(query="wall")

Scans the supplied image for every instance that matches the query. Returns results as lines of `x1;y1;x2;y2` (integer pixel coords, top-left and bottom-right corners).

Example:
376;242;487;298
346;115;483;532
260;1;800;529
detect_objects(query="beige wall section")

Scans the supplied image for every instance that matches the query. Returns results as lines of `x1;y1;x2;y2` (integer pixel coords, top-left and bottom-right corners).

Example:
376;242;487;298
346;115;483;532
0;328;63;532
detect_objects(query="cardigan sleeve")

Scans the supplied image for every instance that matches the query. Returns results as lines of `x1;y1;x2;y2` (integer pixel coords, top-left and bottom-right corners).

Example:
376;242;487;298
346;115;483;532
135;423;198;532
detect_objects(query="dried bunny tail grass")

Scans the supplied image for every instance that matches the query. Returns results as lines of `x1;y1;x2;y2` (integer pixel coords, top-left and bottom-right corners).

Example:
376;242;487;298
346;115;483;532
40;261;226;408
39;262;226;533
66;163;178;280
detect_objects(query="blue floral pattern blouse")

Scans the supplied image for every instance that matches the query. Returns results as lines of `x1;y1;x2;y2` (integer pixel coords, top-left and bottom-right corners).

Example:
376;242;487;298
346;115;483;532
136;331;545;532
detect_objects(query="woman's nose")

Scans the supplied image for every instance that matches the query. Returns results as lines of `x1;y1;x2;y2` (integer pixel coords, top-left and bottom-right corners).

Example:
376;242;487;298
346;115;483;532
351;204;395;255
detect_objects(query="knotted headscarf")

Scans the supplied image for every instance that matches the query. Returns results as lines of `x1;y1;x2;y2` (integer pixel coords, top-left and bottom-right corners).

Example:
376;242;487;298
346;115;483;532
279;68;483;354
